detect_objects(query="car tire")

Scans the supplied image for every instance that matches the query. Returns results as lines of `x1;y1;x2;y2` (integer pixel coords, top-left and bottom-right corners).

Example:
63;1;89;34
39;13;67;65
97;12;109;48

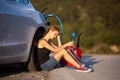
21;28;45;71
21;41;41;71
28;47;37;71
27;40;42;71
26;28;45;71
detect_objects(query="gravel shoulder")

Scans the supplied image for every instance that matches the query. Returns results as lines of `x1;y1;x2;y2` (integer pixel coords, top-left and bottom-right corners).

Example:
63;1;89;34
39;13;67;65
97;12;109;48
0;71;48;80
0;65;48;80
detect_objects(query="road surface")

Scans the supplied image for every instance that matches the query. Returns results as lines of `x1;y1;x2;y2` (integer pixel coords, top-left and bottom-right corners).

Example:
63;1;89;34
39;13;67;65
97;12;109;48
48;54;120;80
0;54;120;80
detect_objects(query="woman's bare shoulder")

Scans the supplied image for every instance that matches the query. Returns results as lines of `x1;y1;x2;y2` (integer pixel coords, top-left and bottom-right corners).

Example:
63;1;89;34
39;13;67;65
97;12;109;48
38;39;46;48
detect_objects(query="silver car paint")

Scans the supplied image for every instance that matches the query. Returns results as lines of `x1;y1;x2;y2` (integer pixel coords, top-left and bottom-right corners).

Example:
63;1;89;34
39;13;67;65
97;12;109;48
0;0;47;64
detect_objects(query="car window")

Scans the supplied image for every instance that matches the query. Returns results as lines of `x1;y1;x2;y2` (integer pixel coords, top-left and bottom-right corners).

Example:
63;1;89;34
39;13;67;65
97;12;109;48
4;0;29;4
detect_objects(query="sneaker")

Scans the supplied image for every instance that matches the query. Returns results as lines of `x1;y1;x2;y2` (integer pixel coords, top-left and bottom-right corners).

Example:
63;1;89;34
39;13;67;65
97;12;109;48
82;64;93;69
75;66;92;73
81;64;86;67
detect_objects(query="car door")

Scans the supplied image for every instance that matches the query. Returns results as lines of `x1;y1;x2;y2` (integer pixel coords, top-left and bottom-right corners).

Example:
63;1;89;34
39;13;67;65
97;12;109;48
0;1;7;57
1;0;35;57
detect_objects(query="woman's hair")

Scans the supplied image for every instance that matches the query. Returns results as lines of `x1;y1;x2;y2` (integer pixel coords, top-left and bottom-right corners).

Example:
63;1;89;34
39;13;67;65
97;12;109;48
44;26;60;36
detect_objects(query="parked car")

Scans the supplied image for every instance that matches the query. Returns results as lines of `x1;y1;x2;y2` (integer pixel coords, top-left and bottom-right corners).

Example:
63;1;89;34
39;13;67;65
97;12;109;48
0;0;47;71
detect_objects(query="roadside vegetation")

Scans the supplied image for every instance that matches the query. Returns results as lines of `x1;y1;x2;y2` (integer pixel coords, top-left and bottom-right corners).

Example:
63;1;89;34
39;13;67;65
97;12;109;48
31;0;120;54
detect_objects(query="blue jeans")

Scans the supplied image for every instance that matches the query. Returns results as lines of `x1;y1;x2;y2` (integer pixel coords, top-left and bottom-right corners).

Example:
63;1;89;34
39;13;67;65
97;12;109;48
40;56;62;71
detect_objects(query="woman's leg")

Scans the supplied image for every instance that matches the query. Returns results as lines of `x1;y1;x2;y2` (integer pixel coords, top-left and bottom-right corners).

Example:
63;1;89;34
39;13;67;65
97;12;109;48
54;49;81;68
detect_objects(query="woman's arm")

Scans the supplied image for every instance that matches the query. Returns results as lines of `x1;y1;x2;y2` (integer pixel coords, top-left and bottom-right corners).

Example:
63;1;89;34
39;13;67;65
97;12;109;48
50;42;58;48
39;40;74;53
57;35;62;47
49;35;62;48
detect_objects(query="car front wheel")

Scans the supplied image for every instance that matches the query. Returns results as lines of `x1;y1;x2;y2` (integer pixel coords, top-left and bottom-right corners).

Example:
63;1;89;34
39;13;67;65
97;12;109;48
27;28;45;71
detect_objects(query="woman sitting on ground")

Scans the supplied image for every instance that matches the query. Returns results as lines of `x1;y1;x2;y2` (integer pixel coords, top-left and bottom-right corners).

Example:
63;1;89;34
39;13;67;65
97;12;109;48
37;26;92;72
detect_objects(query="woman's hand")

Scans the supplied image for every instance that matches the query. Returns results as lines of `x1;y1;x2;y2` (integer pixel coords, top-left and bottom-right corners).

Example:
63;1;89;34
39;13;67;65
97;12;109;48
57;35;61;39
66;41;74;47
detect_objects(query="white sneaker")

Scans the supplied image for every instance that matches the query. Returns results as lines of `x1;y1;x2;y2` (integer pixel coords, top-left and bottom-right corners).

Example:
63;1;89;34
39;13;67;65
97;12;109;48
81;64;86;67
75;66;92;73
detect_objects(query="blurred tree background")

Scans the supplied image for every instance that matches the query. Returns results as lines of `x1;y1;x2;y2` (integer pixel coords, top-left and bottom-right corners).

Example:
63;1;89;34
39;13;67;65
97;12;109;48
31;0;120;54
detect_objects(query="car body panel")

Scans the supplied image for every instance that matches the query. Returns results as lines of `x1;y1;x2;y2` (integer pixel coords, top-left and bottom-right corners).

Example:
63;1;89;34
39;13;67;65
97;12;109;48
0;0;47;64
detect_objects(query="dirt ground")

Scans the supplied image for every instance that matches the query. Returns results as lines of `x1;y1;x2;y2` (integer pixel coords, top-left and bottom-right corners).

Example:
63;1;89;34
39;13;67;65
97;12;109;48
0;65;48;80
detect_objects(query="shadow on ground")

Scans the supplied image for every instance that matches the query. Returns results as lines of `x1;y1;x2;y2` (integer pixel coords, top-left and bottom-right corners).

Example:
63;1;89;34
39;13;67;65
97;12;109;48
0;64;25;77
81;55;102;68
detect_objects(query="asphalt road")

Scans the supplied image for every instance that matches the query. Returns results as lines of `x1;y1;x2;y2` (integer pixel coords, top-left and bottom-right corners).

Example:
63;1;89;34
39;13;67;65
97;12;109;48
48;54;120;80
0;54;120;80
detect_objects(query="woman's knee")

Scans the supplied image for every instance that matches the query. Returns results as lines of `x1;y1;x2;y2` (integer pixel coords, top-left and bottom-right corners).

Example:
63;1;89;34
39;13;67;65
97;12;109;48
54;49;68;61
59;49;67;55
54;49;67;58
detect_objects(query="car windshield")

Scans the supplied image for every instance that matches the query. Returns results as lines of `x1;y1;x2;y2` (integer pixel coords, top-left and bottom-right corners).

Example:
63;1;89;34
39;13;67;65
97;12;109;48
3;0;29;4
